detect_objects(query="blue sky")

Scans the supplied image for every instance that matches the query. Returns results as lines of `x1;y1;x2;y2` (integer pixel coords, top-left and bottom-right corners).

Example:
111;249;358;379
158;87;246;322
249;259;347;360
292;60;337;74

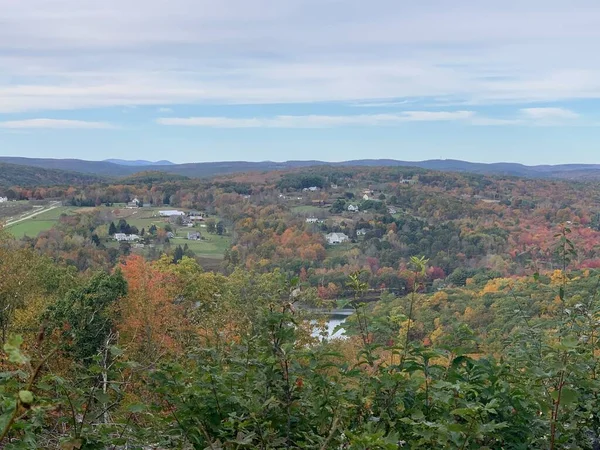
2;0;600;164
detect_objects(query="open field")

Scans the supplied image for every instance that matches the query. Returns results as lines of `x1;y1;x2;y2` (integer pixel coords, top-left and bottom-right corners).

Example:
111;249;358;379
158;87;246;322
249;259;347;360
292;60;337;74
6;206;76;238
171;234;231;258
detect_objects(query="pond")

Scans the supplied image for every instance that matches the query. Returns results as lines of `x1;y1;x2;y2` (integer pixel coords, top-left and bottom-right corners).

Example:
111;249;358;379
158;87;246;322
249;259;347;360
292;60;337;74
308;308;354;340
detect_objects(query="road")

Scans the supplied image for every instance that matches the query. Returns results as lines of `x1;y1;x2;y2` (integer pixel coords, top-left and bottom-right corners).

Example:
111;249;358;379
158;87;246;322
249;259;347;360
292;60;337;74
3;201;62;227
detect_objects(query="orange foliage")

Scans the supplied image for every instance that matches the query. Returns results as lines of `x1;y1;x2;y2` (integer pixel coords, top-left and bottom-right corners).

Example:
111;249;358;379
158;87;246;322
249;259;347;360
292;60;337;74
118;255;188;361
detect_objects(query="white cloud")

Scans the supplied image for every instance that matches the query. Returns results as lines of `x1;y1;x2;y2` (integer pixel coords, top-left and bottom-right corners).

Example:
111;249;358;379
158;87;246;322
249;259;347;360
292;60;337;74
520;107;579;119
157;107;173;113
157;111;475;128
2;1;600;112
0;119;115;129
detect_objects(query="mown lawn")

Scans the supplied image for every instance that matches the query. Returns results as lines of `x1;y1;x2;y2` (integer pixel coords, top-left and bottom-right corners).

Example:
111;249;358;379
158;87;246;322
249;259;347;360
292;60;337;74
6;206;76;238
8;220;58;238
171;233;231;258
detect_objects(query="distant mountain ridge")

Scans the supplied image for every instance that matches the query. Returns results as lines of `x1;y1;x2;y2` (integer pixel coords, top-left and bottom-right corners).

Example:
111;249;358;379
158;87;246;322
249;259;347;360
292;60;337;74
104;159;174;166
1;156;600;181
0;162;103;187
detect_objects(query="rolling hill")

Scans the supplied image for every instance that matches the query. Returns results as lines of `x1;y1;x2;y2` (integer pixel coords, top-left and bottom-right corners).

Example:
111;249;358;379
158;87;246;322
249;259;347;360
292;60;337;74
0;162;104;187
2;156;600;181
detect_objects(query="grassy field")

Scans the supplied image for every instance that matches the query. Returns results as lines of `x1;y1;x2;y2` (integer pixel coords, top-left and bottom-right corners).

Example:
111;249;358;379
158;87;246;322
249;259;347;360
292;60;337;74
172;227;231;258
6;206;76;238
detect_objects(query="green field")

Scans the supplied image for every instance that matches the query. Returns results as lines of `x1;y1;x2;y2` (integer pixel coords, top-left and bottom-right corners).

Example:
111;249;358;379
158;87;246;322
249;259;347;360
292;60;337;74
6;206;76;238
171;227;231;258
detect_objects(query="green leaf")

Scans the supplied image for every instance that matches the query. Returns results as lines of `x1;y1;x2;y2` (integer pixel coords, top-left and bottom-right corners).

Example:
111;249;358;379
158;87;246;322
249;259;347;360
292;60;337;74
18;390;34;405
127;403;147;413
95;392;110;404
560;387;579;407
4;335;29;365
109;346;124;357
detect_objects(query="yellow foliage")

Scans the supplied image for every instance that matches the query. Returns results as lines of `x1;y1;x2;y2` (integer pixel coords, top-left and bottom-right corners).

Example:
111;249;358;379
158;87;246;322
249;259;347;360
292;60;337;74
550;269;567;286
429;291;448;307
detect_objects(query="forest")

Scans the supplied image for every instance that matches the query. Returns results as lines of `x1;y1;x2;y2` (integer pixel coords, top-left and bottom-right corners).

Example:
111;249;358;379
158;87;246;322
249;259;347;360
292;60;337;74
1;164;600;448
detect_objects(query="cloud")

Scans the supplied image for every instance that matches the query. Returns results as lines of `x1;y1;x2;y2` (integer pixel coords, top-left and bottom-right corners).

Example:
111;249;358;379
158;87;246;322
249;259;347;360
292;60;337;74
2;1;600;112
520;107;579;119
157;111;475;128
0;119;115;129
157;107;173;113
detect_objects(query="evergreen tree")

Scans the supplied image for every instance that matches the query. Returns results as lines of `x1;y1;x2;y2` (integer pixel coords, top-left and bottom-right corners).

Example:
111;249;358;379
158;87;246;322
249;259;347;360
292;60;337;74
173;245;184;263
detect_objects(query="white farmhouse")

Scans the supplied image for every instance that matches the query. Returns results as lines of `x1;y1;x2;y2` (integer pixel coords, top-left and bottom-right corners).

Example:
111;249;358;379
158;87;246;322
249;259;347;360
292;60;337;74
347;204;359;212
326;232;349;245
356;228;368;236
0;197;8;203
306;217;320;223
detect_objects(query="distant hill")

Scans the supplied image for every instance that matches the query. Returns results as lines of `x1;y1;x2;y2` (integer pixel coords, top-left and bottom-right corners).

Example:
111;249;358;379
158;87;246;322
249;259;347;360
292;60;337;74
0;162;104;187
104;159;174;166
2;156;600;180
0;157;133;177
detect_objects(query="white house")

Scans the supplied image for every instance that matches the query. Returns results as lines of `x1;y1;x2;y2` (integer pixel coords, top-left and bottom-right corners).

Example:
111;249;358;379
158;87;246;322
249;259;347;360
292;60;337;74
303;186;319;192
306;217;320;223
388;207;397;214
347;204;359;212
363;194;370;201
0;197;8;203
159;210;185;217
356;228;368;236
127;198;141;208
187;231;201;240
326;232;349;245
114;233;140;242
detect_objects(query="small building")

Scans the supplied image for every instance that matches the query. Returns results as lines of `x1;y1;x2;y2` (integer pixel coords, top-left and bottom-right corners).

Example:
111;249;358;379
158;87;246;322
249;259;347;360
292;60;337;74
388;207;397;214
306;217;320;224
363;194;370;201
0;197;8;203
347;204;359;212
166;232;175;239
303;186;319;192
188;211;205;221
159;210;185;217
114;233;140;242
126;198;140;208
400;179;418;185
356;228;368;236
326;232;349;245
187;232;201;241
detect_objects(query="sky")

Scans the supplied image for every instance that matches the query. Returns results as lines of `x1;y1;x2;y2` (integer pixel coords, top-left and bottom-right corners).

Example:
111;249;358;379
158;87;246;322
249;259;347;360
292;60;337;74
1;0;600;164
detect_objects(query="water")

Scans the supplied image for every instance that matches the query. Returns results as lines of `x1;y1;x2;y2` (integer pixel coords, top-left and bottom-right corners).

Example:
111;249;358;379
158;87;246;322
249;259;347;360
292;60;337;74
308;308;354;340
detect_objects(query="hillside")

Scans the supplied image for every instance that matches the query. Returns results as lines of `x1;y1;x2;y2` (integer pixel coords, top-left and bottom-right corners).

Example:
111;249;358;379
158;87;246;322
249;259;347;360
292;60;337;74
0;162;104;187
4;156;600;180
